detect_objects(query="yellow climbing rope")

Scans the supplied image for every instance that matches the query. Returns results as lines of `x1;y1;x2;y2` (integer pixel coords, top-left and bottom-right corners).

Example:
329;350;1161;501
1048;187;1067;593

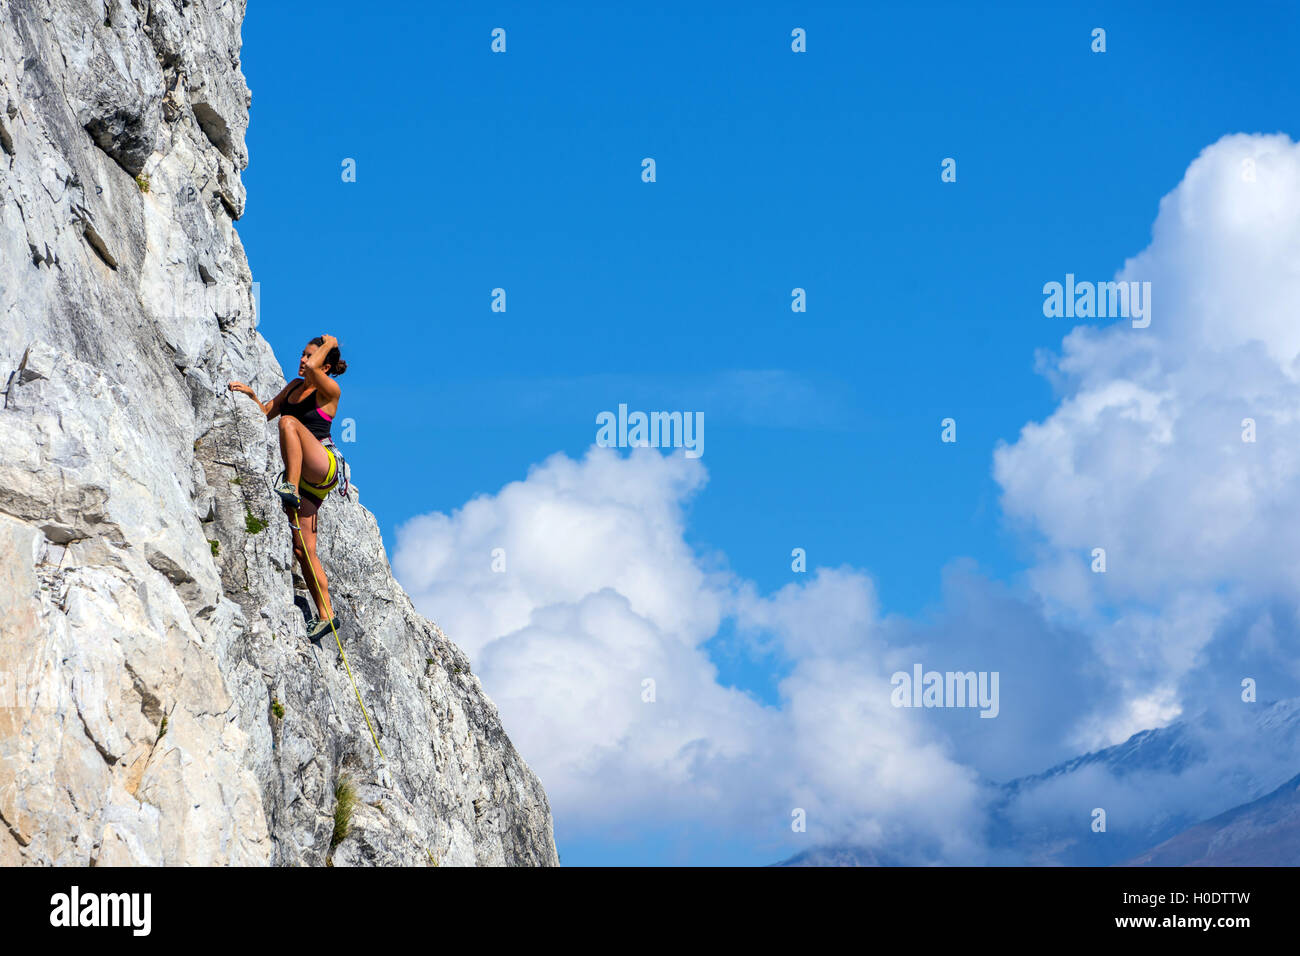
291;507;384;758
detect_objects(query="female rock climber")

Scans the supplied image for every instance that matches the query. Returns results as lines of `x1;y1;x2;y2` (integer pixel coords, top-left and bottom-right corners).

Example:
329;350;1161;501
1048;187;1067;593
227;334;346;643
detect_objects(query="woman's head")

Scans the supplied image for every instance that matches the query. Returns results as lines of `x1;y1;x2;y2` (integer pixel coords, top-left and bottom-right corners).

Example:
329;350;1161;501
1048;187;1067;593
300;336;348;377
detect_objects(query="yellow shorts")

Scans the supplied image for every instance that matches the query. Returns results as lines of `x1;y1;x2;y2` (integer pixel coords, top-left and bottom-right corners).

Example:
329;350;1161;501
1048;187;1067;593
299;445;339;503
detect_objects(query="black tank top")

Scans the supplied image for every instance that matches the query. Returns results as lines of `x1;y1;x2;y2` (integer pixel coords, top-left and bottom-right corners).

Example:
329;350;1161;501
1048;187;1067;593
282;380;334;441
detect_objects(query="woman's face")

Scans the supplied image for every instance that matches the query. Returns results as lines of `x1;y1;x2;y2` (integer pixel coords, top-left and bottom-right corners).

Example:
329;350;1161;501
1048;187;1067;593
298;343;318;376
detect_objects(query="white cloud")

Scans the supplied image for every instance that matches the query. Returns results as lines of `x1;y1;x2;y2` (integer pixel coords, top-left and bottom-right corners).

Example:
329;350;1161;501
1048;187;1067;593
395;448;722;656
996;133;1300;741
393;448;987;859
394;448;769;827
734;569;988;860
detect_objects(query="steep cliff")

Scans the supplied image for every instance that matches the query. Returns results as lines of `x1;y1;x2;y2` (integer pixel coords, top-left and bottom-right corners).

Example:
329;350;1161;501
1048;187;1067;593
0;0;557;866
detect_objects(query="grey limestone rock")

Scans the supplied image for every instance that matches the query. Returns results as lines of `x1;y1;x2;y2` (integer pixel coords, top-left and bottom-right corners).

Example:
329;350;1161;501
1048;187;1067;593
0;0;557;867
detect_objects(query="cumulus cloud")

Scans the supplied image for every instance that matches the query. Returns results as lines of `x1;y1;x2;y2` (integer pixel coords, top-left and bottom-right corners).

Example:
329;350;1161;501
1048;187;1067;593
394;449;723;660
996;133;1300;744
733;568;989;861
393;448;989;860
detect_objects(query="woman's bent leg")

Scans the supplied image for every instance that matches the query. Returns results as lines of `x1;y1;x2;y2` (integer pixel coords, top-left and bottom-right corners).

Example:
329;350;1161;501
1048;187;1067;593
279;416;331;487
278;415;304;486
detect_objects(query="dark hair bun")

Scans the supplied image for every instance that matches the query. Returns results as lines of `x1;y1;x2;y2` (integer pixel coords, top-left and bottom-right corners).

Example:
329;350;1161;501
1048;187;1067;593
308;335;348;377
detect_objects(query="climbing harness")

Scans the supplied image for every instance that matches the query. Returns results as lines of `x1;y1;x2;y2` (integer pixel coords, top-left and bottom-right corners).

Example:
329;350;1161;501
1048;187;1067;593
322;438;352;500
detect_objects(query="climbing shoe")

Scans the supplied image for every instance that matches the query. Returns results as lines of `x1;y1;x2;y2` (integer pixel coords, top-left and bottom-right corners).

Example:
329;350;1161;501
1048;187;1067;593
306;616;339;643
274;476;300;510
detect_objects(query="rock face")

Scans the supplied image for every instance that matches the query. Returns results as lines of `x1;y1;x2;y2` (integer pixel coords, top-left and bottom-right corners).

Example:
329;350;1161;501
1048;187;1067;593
0;0;557;866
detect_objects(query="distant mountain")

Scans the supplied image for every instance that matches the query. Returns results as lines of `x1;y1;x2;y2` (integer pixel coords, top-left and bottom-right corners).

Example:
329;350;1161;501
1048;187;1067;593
773;698;1300;866
988;697;1300;866
1000;722;1206;797
774;846;888;867
1123;772;1300;866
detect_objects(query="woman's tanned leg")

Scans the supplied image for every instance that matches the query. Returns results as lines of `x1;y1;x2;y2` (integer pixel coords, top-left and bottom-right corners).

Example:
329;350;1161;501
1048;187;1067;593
279;417;334;623
278;414;303;486
289;498;332;621
278;416;331;487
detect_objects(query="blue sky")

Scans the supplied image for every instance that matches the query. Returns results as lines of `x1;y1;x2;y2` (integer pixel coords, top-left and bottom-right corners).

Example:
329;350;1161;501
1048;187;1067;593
238;3;1300;864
